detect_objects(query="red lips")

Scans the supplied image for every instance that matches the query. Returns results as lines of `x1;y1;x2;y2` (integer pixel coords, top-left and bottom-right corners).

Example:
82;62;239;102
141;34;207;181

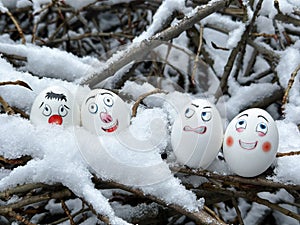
48;115;63;125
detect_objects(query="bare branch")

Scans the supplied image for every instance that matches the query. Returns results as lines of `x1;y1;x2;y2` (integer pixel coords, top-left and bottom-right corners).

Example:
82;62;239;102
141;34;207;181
81;0;233;87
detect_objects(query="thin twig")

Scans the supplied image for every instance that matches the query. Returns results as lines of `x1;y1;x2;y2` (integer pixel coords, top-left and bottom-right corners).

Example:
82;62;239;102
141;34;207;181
281;64;300;114
6;10;26;44
131;88;167;117
231;198;244;225
0;95;15;115
80;198;111;225
61;200;76;225
0;182;46;200
0;188;72;215
8;210;36;225
191;24;204;85
276;150;300;158
0;80;32;90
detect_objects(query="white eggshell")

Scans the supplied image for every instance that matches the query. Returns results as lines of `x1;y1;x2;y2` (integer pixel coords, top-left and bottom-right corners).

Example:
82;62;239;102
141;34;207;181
171;99;223;169
30;86;80;127
223;108;279;177
81;89;130;135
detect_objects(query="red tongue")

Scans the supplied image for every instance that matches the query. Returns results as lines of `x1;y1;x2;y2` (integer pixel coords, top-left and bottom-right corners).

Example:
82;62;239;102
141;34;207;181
48;115;63;125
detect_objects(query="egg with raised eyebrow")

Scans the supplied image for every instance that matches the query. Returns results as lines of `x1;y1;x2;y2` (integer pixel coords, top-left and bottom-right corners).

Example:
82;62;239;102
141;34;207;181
223;108;279;177
81;89;130;136
171;99;223;169
30;86;80;127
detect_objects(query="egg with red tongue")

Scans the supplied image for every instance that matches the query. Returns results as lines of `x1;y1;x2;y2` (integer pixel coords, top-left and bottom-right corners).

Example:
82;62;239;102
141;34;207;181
81;89;130;136
171;99;223;169
30;86;80;127
223;108;279;177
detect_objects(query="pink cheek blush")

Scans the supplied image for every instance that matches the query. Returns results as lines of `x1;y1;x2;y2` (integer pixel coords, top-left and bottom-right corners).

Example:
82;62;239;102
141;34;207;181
236;128;244;133
262;141;272;152
226;136;234;147
258;132;266;137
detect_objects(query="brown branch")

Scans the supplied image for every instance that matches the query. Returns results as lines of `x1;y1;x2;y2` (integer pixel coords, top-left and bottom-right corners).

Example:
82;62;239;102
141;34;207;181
276;150;300;158
281;63;300;114
6;10;26;45
61;200;76;225
8;210;36;225
0;155;32;167
131;88;167;117
231;198;244;225
0;188;72;215
0;183;46;200
211;41;229;51
80;198;112;225
0;95;15;115
0;80;32;90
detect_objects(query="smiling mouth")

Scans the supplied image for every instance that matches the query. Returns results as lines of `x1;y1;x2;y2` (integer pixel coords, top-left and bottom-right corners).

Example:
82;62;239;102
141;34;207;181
101;120;118;133
239;140;258;150
183;125;207;134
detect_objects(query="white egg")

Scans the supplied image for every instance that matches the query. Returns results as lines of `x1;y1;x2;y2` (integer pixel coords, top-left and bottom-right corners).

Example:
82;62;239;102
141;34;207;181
30;86;80;127
223;108;279;177
171;99;223;169
81;89;130;135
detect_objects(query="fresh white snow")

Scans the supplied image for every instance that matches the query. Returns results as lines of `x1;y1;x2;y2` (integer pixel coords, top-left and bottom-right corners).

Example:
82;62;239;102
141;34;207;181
0;0;299;224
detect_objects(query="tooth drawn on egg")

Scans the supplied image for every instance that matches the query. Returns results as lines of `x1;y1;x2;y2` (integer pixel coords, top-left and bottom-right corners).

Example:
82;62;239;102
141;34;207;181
81;89;131;136
171;99;223;169
223;108;279;177
30;86;80;127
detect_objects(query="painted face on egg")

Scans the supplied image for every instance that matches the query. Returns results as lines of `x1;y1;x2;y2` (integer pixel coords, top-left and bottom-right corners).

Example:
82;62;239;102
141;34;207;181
171;99;223;169
81;89;130;136
223;108;279;177
30;86;80;127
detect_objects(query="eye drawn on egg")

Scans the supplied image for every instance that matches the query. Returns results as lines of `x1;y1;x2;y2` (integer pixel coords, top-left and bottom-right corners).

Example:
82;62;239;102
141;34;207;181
223;108;279;177
81;89;130;136
171;99;223;169
30;86;80;127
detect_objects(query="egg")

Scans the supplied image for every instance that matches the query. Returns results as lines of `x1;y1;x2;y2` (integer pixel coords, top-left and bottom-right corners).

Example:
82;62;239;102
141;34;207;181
81;89;130;135
223;108;279;177
30;86;80;127
171;99;223;169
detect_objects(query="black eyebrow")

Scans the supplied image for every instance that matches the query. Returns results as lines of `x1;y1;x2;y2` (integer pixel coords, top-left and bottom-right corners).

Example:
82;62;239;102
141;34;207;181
64;105;70;109
39;102;44;108
203;106;211;109
100;92;113;96
85;95;96;104
258;115;269;122
238;113;248;118
191;103;199;108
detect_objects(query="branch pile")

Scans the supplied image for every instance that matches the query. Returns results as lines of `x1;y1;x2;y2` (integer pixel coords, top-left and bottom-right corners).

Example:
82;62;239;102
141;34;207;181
0;0;300;224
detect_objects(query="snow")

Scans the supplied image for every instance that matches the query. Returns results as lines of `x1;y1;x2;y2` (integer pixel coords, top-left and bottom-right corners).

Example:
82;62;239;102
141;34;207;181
0;43;101;82
134;0;191;43
0;0;300;224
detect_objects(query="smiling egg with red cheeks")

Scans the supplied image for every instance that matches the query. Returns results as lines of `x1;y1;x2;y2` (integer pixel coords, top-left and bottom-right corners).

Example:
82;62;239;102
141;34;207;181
81;89;130;136
223;108;279;177
30;86;80;127
171;99;223;169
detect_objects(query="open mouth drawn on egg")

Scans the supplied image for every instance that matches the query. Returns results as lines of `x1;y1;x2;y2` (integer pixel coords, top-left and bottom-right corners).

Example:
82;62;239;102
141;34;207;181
239;140;258;150
183;125;207;134
101;120;119;133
